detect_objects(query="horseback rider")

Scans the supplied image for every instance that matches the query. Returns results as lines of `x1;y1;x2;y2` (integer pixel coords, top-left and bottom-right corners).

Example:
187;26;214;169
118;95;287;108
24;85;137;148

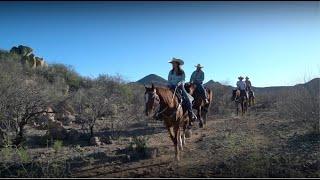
190;64;209;104
245;76;252;91
167;58;197;123
236;76;248;100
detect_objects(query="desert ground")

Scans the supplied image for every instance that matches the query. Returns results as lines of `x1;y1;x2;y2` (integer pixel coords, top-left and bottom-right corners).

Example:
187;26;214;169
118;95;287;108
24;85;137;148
6;102;317;178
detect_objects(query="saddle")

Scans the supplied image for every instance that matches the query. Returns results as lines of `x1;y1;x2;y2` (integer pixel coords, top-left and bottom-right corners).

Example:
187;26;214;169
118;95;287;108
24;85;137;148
171;88;183;103
232;89;247;101
169;88;194;114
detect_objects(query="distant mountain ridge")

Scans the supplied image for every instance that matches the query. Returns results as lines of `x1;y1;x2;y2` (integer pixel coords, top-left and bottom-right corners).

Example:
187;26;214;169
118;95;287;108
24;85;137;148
136;74;319;94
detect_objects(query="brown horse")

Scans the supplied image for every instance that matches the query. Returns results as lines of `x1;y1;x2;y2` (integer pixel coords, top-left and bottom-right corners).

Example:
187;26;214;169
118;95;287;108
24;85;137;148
184;83;213;128
144;84;190;161
248;90;255;107
232;90;248;116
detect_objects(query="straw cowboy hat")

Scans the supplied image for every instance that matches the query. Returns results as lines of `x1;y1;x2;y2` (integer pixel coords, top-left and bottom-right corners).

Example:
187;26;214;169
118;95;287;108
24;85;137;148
238;76;244;80
195;64;204;68
168;57;184;65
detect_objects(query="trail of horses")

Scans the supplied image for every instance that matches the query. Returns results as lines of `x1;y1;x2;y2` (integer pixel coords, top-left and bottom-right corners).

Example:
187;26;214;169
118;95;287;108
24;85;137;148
71;108;319;178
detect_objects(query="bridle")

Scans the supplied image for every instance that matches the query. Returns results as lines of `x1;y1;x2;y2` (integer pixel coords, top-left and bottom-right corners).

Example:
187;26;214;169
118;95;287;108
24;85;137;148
145;87;180;119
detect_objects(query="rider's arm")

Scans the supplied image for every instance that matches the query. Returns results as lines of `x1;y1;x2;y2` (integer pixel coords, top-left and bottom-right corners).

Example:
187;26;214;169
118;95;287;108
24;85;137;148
199;71;204;84
181;70;185;84
190;71;195;83
168;71;174;86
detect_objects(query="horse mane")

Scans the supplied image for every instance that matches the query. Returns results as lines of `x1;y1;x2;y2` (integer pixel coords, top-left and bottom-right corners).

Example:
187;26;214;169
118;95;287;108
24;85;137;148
155;86;178;108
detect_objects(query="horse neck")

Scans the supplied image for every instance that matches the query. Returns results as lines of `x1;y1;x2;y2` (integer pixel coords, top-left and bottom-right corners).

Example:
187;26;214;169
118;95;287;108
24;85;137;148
186;85;195;95
156;87;178;108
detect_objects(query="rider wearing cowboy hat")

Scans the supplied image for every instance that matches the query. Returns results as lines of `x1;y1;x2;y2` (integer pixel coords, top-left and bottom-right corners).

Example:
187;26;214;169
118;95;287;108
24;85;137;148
245;76;252;91
166;57;197;123
190;64;209;104
236;76;248;99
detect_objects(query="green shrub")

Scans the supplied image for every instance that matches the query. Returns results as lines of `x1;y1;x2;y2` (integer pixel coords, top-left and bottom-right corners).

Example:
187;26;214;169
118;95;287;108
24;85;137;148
53;140;63;154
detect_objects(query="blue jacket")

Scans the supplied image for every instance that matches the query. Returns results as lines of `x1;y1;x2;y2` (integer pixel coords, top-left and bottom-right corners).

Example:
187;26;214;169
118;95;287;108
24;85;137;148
168;70;185;86
190;70;204;84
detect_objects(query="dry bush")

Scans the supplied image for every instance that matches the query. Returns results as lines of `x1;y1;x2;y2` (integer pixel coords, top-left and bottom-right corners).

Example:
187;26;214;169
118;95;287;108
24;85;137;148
208;86;235;116
71;74;136;139
0;58;68;146
277;86;319;134
0;143;71;177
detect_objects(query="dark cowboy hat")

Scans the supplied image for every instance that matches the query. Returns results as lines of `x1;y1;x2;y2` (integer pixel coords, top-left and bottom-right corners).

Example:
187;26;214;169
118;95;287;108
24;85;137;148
238;76;244;80
195;64;204;68
168;57;184;65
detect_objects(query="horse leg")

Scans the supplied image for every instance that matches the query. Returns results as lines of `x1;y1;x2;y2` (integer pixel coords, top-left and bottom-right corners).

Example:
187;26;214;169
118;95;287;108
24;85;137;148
198;107;204;128
201;108;207;127
166;126;175;143
173;125;180;161
241;101;244;116
182;124;186;146
236;102;239;116
178;128;183;151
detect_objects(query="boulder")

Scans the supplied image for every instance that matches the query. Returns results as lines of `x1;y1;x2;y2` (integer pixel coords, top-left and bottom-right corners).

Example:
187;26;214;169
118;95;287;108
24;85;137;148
47;120;68;140
100;136;113;144
55;112;75;126
35;107;56;129
27;54;37;68
10;45;48;68
63;114;75;126
35;57;44;67
10;45;33;56
9;46;20;54
18;45;33;56
90;136;103;146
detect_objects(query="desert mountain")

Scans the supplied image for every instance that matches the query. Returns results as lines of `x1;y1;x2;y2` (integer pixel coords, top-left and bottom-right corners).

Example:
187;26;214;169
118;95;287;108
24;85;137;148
136;74;168;86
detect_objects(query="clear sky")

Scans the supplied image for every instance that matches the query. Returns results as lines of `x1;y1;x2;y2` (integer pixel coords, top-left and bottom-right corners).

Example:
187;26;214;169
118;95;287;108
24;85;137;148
1;1;319;87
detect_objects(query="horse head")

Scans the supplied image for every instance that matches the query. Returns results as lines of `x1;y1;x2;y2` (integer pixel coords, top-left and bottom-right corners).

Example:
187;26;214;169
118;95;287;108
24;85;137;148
184;82;196;95
236;90;241;97
144;83;160;117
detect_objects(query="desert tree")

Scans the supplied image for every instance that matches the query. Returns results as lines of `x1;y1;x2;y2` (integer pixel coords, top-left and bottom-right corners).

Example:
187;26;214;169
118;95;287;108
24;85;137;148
71;74;136;139
0;62;58;145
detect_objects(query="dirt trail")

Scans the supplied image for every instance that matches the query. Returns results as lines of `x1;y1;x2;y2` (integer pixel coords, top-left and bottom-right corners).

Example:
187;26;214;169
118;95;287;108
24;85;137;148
72;111;272;178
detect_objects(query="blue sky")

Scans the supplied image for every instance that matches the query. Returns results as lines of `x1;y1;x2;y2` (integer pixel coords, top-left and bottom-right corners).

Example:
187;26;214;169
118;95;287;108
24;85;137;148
1;1;319;87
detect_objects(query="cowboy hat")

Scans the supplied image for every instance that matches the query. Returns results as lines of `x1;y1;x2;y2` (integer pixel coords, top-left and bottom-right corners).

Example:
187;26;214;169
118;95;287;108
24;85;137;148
195;64;204;68
168;57;184;65
238;76;244;80
245;76;249;79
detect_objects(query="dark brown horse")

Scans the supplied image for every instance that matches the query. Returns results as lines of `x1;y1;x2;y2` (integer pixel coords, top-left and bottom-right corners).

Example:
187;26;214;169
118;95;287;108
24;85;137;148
248;90;255;107
144;84;190;161
184;83;213;128
232;90;248;116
